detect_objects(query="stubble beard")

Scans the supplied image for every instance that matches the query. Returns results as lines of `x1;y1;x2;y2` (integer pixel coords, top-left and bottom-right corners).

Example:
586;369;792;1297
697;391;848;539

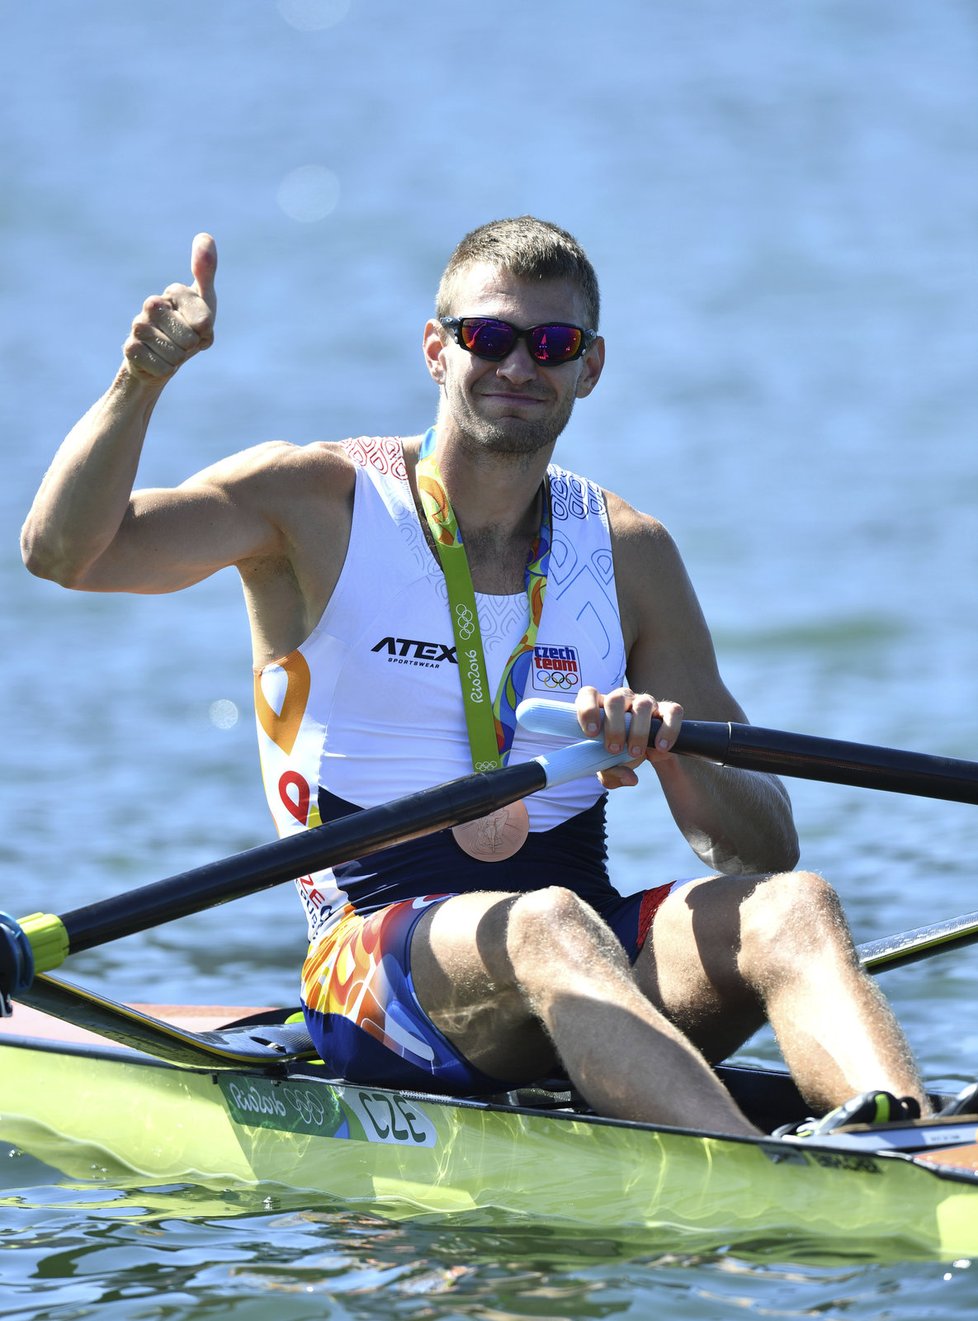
448;385;576;461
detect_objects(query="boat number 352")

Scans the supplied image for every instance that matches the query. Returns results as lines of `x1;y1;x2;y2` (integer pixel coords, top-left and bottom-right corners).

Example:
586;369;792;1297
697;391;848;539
345;1089;437;1147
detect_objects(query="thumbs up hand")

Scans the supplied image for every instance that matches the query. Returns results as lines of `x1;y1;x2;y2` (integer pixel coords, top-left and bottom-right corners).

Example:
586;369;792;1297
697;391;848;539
123;233;218;382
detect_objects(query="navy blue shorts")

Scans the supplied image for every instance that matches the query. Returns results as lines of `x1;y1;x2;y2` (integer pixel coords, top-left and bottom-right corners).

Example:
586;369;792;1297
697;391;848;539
301;883;679;1097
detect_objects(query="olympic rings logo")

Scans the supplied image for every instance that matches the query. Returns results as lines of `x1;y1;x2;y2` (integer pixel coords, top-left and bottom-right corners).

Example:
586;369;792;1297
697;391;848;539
536;669;580;689
455;604;476;640
474;759;499;772
285;1088;327;1126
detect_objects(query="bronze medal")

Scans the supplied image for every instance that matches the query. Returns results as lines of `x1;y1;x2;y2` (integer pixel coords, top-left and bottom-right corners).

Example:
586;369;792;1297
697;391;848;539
452;800;530;862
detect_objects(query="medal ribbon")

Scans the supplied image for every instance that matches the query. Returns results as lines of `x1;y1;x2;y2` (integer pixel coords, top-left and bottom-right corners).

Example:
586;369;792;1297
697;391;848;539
416;427;551;770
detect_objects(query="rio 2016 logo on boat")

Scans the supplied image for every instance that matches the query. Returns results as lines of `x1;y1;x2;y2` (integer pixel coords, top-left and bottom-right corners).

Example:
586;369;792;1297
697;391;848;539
219;1076;351;1139
218;1076;437;1147
531;645;580;692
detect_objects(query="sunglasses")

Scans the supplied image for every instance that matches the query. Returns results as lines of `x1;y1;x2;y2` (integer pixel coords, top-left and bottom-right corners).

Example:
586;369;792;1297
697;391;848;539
440;316;597;366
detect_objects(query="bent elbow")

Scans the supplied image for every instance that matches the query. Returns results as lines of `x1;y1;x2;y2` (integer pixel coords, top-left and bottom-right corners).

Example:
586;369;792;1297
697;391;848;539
20;524;89;588
751;818;801;876
690;822;801;877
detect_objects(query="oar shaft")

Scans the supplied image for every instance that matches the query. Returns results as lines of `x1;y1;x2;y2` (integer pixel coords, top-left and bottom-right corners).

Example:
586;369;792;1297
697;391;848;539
53;736;626;960
858;910;978;973
711;724;978;805
516;700;978;805
59;760;546;955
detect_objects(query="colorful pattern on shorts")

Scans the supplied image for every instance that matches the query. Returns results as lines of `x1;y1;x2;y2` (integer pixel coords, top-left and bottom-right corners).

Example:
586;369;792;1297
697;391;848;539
300;894;505;1094
299;884;685;1094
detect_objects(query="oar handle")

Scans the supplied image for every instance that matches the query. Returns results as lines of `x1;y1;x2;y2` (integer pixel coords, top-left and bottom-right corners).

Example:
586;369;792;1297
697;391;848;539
516;699;978;805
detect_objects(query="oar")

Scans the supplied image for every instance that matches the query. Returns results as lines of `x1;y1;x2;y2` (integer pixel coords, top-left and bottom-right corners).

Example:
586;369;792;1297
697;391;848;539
516;700;978;805
857;911;978;973
0;736;629;1010
12;911;978;1072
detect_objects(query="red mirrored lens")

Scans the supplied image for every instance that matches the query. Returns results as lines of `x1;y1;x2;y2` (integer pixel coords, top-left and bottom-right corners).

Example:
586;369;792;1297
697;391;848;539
527;325;583;362
459;319;518;360
455;319;587;364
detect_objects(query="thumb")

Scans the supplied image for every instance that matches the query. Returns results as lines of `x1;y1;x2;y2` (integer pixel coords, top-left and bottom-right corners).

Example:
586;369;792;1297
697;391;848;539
190;232;218;311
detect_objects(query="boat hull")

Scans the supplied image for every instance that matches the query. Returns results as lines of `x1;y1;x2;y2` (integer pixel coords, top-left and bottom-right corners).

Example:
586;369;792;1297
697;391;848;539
3;1024;978;1261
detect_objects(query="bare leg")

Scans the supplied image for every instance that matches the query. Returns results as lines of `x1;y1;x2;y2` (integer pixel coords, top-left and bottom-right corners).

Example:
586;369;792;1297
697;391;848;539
410;887;759;1136
637;870;928;1114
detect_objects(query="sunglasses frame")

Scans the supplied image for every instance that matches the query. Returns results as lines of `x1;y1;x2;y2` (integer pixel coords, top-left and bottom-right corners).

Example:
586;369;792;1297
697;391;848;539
439;316;598;366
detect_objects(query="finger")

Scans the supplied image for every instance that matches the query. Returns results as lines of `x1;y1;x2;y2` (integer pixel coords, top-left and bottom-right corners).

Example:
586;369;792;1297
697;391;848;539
624;694;655;760
163;281;215;346
123;335;177;380
129;319;185;367
598;764;640;791
575;686;604;737
190;232;218;313
650;699;684;754
141;296;203;351
599;687;633;755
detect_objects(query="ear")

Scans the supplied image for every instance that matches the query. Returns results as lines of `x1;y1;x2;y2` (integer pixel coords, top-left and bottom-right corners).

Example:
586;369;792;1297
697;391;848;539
423;319;448;385
574;335;605;399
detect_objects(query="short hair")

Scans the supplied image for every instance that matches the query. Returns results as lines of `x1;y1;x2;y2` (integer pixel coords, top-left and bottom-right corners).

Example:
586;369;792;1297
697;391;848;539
436;216;600;329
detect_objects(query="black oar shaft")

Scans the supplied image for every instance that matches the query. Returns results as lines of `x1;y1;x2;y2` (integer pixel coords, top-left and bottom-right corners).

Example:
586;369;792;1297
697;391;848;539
703;723;978;806
60;760;546;955
516;700;978;805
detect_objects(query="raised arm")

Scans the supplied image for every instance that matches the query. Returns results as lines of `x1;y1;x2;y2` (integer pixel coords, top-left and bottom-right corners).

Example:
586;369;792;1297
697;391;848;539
602;495;800;875
20;234;280;594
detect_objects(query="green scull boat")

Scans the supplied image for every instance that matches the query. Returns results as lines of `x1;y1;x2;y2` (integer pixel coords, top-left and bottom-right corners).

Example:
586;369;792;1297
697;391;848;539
3;977;978;1261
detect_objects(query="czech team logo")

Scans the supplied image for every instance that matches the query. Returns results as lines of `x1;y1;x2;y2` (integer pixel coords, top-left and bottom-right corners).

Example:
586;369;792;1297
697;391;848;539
531;644;581;692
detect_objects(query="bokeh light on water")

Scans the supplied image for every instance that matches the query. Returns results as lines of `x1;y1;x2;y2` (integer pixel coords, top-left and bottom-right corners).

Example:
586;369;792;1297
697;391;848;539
276;164;342;223
277;0;351;32
208;699;240;730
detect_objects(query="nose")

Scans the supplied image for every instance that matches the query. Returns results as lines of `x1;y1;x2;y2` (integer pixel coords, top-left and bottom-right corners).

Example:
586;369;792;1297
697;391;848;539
494;340;539;385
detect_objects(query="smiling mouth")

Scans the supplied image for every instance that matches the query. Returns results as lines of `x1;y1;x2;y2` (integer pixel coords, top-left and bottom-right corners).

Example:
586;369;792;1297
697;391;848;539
480;390;550;405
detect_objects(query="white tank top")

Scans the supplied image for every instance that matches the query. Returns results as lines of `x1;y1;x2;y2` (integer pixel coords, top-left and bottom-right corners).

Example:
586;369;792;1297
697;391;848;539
254;436;627;936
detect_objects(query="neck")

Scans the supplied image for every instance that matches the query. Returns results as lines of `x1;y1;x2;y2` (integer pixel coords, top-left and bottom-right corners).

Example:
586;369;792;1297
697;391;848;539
412;425;552;540
406;429;550;593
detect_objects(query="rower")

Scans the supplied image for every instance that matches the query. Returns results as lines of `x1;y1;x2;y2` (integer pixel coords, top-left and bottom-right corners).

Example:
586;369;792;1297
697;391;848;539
21;216;930;1135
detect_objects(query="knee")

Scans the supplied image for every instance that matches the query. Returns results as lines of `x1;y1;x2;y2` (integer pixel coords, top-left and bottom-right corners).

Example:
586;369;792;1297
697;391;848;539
738;870;853;978
506;886;624;979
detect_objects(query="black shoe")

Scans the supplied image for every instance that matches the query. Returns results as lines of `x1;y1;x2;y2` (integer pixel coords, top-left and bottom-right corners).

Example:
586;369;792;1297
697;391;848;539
939;1082;978;1118
777;1090;921;1139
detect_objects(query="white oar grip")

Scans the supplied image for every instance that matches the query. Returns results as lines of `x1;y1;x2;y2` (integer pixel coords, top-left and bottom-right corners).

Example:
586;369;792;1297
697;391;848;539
518;698;592;741
532;737;629;788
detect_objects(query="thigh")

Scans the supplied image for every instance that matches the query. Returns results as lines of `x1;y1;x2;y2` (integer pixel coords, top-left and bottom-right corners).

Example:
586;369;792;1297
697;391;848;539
410;890;560;1085
633;873;769;1062
302;896;510;1094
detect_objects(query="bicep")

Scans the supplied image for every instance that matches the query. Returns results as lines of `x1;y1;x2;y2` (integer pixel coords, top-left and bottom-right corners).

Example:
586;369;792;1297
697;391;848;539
73;479;281;594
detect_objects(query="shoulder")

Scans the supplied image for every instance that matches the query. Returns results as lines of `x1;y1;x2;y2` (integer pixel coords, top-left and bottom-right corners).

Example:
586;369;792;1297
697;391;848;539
180;440;358;513
603;487;684;572
187;439;356;488
601;487;701;649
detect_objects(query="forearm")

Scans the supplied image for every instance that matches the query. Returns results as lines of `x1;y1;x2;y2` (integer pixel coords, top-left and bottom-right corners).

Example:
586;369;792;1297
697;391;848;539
653;755;800;875
21;366;165;586
23;233;218;589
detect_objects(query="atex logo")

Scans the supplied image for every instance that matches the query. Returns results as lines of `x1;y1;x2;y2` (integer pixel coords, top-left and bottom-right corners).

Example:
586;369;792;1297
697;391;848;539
372;637;458;669
531;644;581;691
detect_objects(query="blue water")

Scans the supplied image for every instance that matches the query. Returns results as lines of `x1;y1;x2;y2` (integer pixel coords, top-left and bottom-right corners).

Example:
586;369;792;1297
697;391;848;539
2;1;977;1315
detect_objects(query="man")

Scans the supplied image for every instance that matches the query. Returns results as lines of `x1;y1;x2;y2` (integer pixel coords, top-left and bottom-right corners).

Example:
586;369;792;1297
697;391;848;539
22;217;927;1136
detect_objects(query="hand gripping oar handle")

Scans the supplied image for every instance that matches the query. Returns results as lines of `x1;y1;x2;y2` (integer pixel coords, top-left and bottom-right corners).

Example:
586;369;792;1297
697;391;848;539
1;737;629;995
516;699;978;805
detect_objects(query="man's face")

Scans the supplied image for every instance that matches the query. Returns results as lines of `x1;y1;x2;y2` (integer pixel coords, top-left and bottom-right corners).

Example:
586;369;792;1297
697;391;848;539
424;262;604;459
